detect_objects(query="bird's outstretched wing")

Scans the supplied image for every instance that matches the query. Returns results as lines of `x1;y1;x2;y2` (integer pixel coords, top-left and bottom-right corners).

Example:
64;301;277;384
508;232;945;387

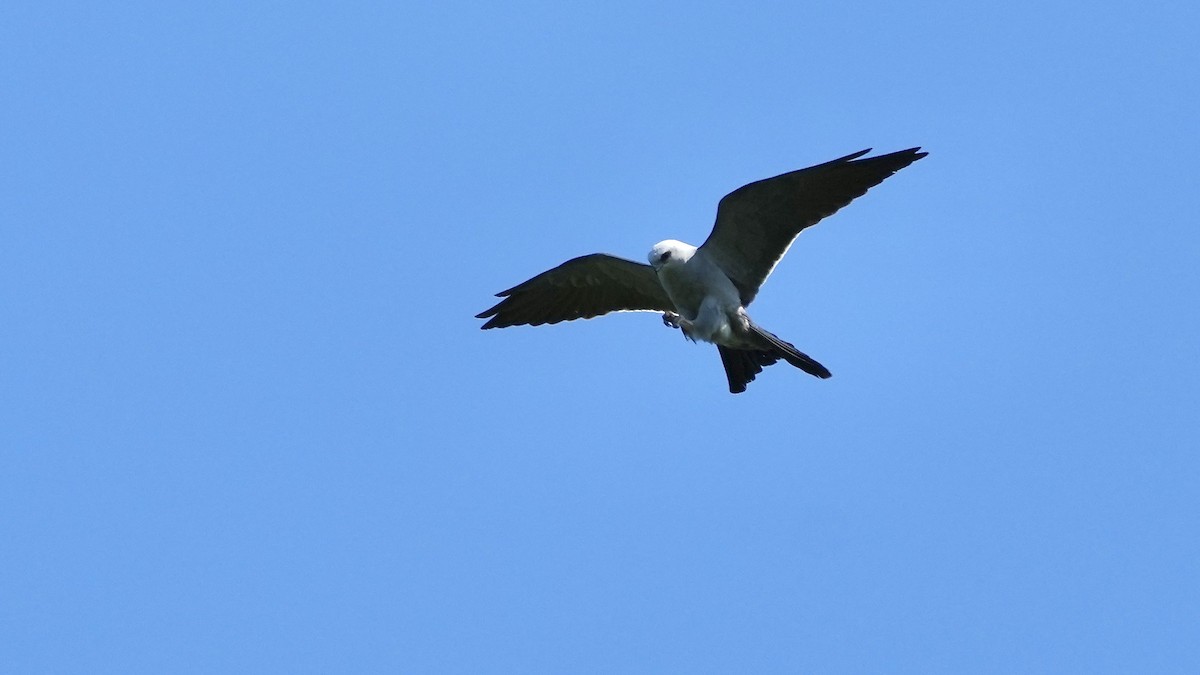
476;253;674;329
700;147;927;306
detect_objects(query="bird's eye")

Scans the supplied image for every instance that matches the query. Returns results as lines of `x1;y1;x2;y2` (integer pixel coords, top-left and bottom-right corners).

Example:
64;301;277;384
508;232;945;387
658;251;670;263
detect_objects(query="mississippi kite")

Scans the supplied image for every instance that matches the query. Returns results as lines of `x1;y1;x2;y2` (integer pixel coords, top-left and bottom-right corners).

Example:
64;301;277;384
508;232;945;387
477;147;927;393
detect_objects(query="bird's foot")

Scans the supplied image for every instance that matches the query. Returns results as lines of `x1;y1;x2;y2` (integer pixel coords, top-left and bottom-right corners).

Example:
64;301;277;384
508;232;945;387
661;312;681;329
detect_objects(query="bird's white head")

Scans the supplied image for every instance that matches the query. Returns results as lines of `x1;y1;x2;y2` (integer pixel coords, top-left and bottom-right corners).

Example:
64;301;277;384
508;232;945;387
648;239;695;271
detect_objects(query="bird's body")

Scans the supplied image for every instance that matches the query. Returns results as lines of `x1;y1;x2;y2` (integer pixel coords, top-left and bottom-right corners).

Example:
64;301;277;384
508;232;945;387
648;238;834;387
649;240;740;344
477;147;927;393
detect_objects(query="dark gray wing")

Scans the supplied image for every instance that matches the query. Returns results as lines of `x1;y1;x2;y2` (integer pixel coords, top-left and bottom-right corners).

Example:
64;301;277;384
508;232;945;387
699;147;927;305
476;253;675;329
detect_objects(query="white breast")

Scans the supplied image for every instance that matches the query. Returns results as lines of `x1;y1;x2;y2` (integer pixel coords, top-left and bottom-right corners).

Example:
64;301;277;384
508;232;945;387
658;249;743;321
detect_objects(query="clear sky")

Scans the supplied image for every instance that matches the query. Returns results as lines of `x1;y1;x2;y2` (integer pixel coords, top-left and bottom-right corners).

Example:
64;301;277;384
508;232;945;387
3;1;1198;672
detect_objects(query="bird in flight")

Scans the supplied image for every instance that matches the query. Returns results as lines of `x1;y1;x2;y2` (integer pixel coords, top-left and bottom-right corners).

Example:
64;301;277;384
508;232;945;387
477;147;927;393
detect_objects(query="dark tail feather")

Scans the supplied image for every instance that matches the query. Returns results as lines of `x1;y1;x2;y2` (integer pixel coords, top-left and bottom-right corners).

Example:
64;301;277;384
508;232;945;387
747;323;831;379
718;346;780;394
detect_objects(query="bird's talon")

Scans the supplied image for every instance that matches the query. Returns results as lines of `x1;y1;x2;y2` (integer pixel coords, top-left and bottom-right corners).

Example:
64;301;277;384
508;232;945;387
662;312;681;329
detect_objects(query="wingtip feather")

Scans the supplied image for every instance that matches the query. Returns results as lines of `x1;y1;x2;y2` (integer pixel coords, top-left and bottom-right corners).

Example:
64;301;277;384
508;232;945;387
838;148;873;163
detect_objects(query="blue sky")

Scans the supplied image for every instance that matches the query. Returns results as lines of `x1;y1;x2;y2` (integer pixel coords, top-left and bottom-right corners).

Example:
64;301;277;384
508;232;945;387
3;1;1198;672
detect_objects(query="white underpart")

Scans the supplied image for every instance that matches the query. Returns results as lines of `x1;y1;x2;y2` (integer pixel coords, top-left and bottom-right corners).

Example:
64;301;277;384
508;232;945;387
648;239;745;345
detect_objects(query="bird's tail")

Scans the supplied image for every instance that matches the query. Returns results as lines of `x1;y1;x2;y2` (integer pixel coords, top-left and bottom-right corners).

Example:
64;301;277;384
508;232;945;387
748;322;832;379
717;346;780;394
